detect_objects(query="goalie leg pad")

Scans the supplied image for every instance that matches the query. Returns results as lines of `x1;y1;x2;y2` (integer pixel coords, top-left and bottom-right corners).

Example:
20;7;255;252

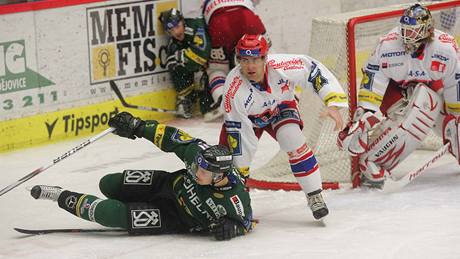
442;114;460;163
363;83;442;171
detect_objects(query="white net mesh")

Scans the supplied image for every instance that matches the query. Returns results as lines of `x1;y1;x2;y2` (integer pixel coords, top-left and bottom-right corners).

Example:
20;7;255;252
250;2;460;188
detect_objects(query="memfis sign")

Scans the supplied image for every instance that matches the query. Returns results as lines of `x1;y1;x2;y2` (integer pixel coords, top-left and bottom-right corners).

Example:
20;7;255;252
0;40;54;94
86;0;169;84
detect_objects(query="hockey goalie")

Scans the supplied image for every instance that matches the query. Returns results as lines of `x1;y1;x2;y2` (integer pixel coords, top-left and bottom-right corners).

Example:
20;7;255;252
337;4;460;188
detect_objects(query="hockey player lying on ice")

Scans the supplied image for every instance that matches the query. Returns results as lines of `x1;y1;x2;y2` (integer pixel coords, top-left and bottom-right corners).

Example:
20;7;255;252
338;4;460;189
30;112;254;241
219;34;348;220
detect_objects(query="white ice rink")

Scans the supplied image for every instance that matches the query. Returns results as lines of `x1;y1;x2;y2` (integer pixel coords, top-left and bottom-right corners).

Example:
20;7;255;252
1;119;460;259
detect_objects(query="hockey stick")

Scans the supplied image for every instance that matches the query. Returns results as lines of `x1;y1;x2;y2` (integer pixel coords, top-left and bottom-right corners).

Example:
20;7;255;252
109;80;178;114
0;127;115;197
14;227;126;235
383;143;450;192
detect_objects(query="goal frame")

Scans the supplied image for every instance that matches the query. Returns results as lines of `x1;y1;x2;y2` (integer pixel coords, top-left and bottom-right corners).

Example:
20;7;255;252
247;0;460;191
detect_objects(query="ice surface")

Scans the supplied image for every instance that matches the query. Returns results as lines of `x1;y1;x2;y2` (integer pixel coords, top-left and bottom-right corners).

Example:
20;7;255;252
1;119;459;259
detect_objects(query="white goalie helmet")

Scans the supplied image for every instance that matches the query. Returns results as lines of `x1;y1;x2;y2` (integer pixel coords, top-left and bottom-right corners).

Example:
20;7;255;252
400;4;434;53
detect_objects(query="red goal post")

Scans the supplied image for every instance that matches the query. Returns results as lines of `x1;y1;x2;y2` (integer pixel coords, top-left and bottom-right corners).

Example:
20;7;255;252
247;1;460;191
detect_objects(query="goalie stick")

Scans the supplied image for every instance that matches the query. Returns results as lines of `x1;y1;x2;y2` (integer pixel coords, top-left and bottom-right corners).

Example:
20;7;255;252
0;127;115;197
14;227;126;235
109;80;178;114
383;143;450;192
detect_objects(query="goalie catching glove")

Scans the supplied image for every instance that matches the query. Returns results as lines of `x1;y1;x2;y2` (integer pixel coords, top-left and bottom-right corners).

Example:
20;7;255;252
209;217;248;241
108;112;147;139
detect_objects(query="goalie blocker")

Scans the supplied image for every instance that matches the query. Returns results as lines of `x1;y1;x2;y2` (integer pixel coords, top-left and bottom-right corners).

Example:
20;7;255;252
338;83;443;185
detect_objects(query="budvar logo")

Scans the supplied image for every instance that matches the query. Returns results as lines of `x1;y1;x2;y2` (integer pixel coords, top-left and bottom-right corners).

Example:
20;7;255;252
224;76;242;112
87;2;168;84
0;40;54;95
268;58;304;70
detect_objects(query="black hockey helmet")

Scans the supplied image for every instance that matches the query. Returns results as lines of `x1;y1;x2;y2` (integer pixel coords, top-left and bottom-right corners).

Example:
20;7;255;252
195;145;233;182
159;8;184;31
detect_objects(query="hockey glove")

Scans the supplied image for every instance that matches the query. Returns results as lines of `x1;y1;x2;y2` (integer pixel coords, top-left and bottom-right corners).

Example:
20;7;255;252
166;49;185;71
210;217;246;241
108;112;145;139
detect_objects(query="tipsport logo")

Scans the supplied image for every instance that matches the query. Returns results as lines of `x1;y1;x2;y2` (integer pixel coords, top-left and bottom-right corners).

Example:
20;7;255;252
0;40;54;95
86;1;170;84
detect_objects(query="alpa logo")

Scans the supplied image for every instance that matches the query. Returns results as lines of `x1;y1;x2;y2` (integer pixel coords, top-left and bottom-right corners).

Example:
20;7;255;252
131;209;161;228
123;170;154;185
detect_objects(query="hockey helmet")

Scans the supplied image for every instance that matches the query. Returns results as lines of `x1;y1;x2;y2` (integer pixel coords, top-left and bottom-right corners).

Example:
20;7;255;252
400;4;434;52
236;34;269;58
159;8;184;31
194;145;233;183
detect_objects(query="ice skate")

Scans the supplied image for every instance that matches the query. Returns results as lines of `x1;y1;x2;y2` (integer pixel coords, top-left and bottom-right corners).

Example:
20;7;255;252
176;98;193;119
307;189;329;220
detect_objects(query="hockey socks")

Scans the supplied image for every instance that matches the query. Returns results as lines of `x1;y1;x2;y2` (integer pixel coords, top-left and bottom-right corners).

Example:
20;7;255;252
57;191;128;228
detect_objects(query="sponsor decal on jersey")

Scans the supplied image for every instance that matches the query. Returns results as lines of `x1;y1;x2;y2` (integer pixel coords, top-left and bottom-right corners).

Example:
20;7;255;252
262;99;276;107
380;51;405;58
131;209;161;228
408;70;426;77
308;62;328;93
230;195;245;217
432;54;449;62
277;78;290;93
213;192;225;199
171;129;196;143
224;76;243;112
438;34;459;52
366;64;380;71
193;28;206;51
361;70;375;90
123;170;154;185
206;198;227;218
224;120;242;129
227;131;242;156
381;32;398;42
154;124;166;148
267;58;304;70
431;60;446;72
183;177;214;220
381;62;403;69
244;87;254;108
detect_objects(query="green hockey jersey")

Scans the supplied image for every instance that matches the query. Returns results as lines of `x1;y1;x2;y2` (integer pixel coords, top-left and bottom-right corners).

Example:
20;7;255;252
140;120;253;231
166;17;211;72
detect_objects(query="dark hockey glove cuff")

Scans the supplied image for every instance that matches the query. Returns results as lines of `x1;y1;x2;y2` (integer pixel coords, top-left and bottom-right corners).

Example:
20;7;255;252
210;217;246;241
108;112;145;140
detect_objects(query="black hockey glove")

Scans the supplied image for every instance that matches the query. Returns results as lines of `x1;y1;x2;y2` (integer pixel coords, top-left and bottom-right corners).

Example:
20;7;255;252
108;112;145;140
210;217;246;241
166;49;185;71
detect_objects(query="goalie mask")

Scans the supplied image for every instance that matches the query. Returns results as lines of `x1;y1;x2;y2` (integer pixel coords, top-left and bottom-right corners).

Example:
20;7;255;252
159;8;184;31
400;4;434;53
192;145;233;183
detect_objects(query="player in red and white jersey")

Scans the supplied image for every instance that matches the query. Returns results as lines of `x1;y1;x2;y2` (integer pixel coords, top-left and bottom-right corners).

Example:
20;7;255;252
338;4;460;188
201;0;267;121
219;34;347;220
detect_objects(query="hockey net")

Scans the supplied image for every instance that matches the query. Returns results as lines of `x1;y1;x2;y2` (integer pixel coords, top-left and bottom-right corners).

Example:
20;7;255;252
247;1;460;190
